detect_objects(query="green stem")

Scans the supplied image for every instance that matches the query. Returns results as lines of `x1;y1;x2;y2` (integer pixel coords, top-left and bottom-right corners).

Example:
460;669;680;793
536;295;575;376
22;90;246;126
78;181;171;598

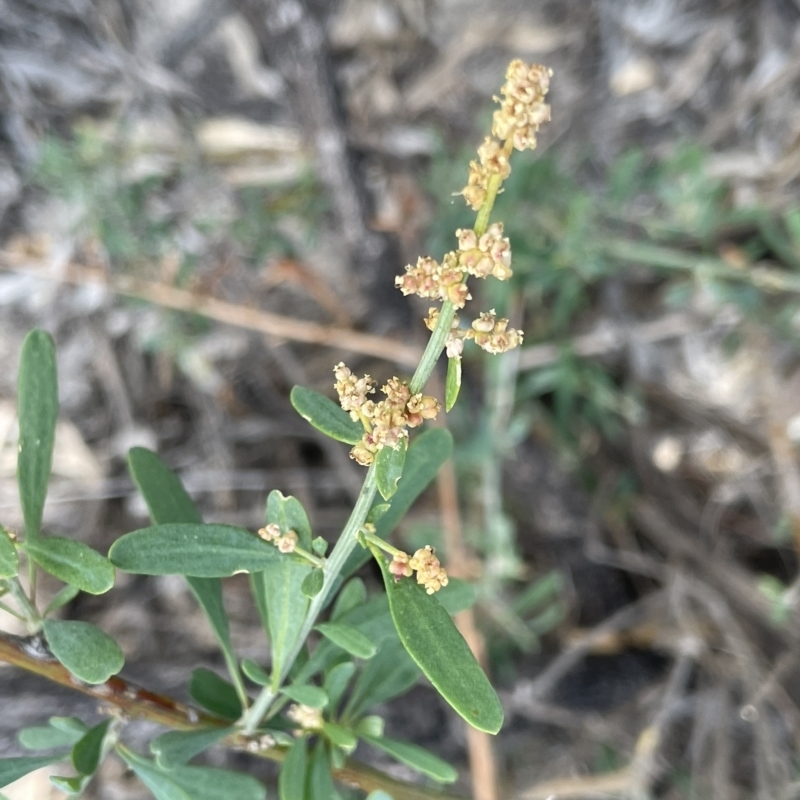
362;528;404;558
241;467;378;735
7;577;41;631
0;599;26;621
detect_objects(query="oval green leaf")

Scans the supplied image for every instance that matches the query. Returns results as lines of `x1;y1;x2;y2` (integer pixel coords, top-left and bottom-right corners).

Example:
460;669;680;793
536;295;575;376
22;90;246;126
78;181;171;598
445;355;461;412
117;747;193;800
71;719;111;775
266;490;313;550
280;684;328;709
278;737;307;800
188;669;242;720
240;658;271;686
307;742;335;800
322;721;356;750
17;329;58;541
151;727;232;770
18;725;82;752
375;437;407;501
290;385;363;445
323;661;355;713
43;619;123;685
0;754;68;788
301;569;324;598
331;577;366;620
373;552;503;734
362;734;458;783
0;527;18;579
314;622;376;660
109;523;280;577
24;537;114;595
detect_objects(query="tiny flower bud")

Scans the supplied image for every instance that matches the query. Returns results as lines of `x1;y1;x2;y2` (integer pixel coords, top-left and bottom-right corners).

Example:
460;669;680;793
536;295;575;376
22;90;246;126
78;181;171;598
287;704;323;731
389;551;413;579
258;523;281;542
277;531;298;553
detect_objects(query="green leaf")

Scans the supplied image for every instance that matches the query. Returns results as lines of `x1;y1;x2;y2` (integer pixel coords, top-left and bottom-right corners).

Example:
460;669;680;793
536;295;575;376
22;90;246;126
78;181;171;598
323;662;355;713
18;725;82;751
436;578;478;615
322;722;356;750
71;719;111;775
266;491;313;550
24;537;114;595
17;329;58;541
290;386;363;445
188;669;243;720
355;716;384;738
375;438;407;501
314;623;376;660
343;639;418;720
167;764;267;800
127;448;247;709
301;569;324;598
151;727;232;770
0;527;18;579
445;356;461;412
278;737;307;800
307;742;336;800
43;619;124;684
331;578;366;620
0;754;67;788
281;684;328;708
311;537;328;557
374;553;504;734
49;718;88;736
43;584;80;616
366;504;390;525
49;774;90;794
362;735;457;783
110;523;280;577
117;747;193;800
241;658;271;686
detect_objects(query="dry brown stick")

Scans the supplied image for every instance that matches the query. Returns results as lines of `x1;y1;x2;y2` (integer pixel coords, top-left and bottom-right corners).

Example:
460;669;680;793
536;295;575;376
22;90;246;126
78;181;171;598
0;632;465;800
0;252;421;368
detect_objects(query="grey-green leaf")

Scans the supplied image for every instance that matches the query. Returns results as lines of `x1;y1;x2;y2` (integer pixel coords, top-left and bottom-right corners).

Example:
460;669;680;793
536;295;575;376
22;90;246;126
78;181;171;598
18;725;82;752
188;669;242;720
314;622;376;660
266;491;313;550
436;578;478;615
241;658;271;686
17;329;58;541
49;774;90;794
71;719;111;775
375;438;407;501
166;764;267;800
0;755;68;788
278;737;307;800
117;747;193;800
0;527;18;579
307;742;335;800
43;619;124;685
323;662;355;713
362;735;458;783
445;356;461;412
281;684;328;709
374;553;504;734
290;386;363;445
24;537;114;595
109;523;280;577
43;585;80;616
331;578;366;620
127;448;247;711
151;727;232;770
301;569;324;598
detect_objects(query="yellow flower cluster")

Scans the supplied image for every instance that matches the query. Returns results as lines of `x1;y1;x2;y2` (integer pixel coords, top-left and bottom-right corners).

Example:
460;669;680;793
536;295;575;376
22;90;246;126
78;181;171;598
257;523;298;553
287;703;322;732
424;306;523;356
389;546;449;595
460;59;552;210
334;363;440;466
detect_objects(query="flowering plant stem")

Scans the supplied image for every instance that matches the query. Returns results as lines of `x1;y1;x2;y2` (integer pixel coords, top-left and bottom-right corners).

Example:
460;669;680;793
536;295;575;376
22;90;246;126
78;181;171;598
240;168;506;737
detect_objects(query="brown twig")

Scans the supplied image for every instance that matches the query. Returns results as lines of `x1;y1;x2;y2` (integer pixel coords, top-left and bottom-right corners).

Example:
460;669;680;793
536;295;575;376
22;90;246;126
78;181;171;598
0;632;465;800
0;251;421;368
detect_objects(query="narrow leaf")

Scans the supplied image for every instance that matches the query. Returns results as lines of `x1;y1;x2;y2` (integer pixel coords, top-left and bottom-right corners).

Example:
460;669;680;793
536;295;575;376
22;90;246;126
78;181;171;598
241;658;271;686
323;662;355;713
18;726;82;751
290;386;363;445
278;737;307;800
374;553;504;734
331;578;366;620
151;727;232;770
43;584;80;616
0;527;18;579
314;623;376;660
17;329;58;541
0;754;67;788
281;684;328;709
128;448;247;709
375;437;407;501
362;735;458;783
110;523;280;577
165;764;267;800
188;669;242;720
71;719;111;775
445;356;462;412
322;722;356;750
117;747;192;800
307;742;336;800
24;537;114;595
301;569;324;598
49;774;89;794
43;620;123;684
